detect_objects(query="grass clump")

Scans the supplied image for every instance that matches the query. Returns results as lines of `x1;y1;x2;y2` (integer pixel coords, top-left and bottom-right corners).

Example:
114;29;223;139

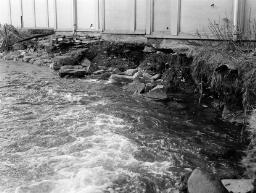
243;110;256;180
0;24;33;51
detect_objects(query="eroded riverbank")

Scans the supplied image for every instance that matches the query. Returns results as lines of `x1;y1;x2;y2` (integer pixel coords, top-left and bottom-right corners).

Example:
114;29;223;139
0;60;247;193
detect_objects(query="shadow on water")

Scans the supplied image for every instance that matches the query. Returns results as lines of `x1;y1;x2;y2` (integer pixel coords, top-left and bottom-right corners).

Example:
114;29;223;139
0;61;246;193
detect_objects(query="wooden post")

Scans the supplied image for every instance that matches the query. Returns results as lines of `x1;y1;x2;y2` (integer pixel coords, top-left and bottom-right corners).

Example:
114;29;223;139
33;0;36;28
97;0;100;30
233;0;240;41
46;0;50;28
20;0;23;28
133;0;136;32
171;0;181;35
99;0;105;32
73;0;77;33
239;0;246;36
146;0;153;34
54;0;58;30
9;0;12;25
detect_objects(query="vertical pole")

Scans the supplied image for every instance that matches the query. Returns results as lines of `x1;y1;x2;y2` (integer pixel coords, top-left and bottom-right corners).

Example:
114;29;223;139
33;0;36;28
133;0;136;32
97;0;100;30
54;0;58;30
146;0;153;34
46;0;50;28
99;0;105;32
233;0;239;41
9;0;12;25
170;0;181;36
177;0;181;35
20;0;23;28
73;0;77;33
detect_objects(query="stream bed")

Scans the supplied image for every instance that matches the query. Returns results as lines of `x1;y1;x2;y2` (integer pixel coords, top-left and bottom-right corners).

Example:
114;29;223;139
0;61;245;193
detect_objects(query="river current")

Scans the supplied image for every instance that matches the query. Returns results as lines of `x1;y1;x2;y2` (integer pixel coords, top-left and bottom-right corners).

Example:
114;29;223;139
0;61;243;193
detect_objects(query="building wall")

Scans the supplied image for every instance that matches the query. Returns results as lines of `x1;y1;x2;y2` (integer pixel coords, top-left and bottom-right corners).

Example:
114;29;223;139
0;0;253;39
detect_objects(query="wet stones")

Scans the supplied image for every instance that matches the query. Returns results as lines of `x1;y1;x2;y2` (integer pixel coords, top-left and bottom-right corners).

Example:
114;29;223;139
108;74;134;84
125;80;145;94
124;68;138;76
144;85;168;101
187;168;229;193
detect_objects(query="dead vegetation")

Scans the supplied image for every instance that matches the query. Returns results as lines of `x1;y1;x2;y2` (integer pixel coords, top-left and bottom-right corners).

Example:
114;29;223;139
243;110;256;180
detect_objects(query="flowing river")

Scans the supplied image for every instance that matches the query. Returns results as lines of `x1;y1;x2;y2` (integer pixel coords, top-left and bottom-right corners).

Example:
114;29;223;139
0;61;244;193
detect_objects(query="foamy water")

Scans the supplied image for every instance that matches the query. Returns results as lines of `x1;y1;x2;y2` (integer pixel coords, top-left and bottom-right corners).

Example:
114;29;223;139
0;61;243;193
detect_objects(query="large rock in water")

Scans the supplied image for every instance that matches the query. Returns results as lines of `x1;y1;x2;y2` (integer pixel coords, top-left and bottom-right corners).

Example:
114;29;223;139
125;80;145;94
144;85;168;100
187;168;229;193
124;68;138;76
52;56;78;70
221;179;254;193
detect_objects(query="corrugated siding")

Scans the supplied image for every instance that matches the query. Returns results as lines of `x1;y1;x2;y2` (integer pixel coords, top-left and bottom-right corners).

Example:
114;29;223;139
56;0;73;30
23;0;35;28
153;0;172;33
10;0;21;28
0;0;10;24
48;0;55;28
180;0;234;35
105;0;135;32
35;0;48;28
1;0;256;39
77;0;99;30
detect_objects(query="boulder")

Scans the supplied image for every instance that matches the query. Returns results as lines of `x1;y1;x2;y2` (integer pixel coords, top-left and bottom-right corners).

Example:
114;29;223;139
0;52;4;59
70;48;88;61
99;72;112;80
110;68;121;74
81;58;91;67
108;74;134;84
221;179;254;193
23;56;33;63
125;80;145;94
143;46;155;53
86;63;98;74
144;85;168;100
124;69;138;76
151;74;161;80
93;69;106;75
133;71;143;79
53;56;78;70
187;168;229;193
59;69;87;78
144;83;156;92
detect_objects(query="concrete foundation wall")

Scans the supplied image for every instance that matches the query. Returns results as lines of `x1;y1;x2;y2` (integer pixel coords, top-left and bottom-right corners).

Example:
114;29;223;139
0;0;254;39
